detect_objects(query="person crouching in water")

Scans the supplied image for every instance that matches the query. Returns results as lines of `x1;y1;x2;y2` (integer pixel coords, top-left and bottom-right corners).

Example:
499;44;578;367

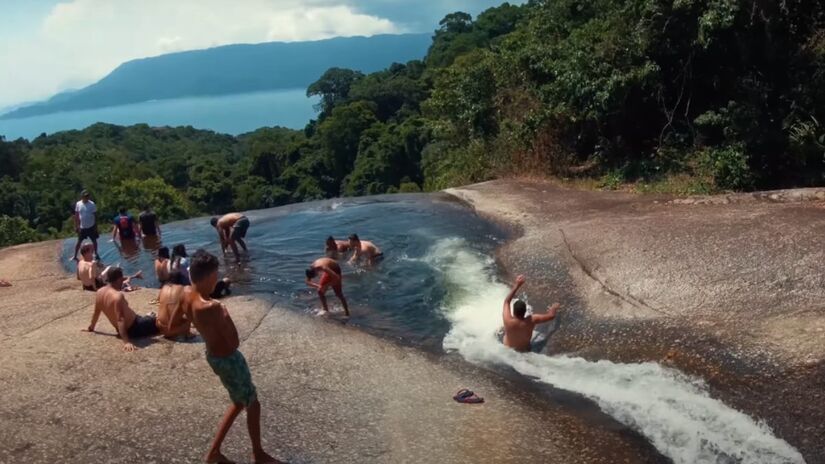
502;275;560;352
305;257;350;316
155;270;195;340
82;267;158;352
324;236;350;259
348;234;382;265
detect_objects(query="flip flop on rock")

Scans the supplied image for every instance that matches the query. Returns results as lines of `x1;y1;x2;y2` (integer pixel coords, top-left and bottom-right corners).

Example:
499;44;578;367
453;388;484;404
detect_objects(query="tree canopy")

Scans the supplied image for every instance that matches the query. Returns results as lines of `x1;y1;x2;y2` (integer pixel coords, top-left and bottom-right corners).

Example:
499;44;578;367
2;0;824;246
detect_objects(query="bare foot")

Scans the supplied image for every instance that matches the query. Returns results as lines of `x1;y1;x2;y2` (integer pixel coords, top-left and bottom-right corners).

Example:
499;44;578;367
205;451;235;464
253;450;284;464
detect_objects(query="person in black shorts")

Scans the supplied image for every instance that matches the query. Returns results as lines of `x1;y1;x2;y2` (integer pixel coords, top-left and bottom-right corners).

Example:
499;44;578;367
72;190;100;261
210;213;250;260
139;205;161;239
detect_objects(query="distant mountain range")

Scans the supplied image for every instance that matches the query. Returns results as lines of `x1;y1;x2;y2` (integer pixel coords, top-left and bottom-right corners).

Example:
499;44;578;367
2;33;431;120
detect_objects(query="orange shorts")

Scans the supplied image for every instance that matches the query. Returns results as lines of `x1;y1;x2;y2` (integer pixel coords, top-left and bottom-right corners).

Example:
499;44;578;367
319;272;342;293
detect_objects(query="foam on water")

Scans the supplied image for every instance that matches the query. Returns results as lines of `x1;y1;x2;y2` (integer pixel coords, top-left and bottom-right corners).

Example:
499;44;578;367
424;237;805;464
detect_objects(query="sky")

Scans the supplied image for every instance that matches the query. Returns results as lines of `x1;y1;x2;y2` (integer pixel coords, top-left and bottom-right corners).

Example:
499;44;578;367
0;0;516;110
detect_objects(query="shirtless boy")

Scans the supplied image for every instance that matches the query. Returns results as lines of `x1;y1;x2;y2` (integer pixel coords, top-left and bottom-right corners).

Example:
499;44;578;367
502;275;560;352
83;267;158;352
210;213;251;259
306;257;350;316
348;234;382;265
78;251;143;292
324;236;351;259
155;271;194;339
77;243;105;291
186;250;281;464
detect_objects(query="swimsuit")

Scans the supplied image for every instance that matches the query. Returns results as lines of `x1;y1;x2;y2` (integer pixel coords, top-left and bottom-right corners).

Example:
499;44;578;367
82;278;105;292
230;216;250;241
206;349;257;406
127;314;160;338
319;271;342;293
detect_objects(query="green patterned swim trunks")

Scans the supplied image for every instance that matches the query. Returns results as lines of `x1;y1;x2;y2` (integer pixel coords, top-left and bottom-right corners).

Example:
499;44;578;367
206;350;257;406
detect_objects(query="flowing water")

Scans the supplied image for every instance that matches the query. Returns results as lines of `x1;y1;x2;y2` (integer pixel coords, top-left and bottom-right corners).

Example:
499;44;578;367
62;194;805;463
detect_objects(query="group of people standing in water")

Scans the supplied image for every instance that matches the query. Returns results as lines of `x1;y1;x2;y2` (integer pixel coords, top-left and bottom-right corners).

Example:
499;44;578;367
69;186;558;464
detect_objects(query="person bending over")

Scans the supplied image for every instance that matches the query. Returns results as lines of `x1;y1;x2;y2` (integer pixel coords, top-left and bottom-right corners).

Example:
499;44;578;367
502;275;560;352
210;213;251;260
348;234;382;265
82;267;158;352
324;236;351;259
306;257;350;316
185;250;281;464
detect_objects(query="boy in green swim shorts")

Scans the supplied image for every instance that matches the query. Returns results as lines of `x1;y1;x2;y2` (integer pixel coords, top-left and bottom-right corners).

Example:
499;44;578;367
187;250;281;464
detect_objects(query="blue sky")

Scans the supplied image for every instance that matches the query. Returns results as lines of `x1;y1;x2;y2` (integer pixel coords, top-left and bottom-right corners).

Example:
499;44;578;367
0;0;519;109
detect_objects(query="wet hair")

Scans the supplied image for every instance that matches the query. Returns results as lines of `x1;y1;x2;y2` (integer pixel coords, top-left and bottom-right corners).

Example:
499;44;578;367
167;269;186;286
118;207;126;214
513;300;527;319
326;236;335;244
305;268;317;279
172;244;188;259
107;267;124;283
157;247;170;259
348;234;359;241
189;249;219;284
80;243;94;256
210;217;219;227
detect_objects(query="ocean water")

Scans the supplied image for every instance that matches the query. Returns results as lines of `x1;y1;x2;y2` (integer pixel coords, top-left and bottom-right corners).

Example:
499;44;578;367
62;195;804;463
0;89;317;140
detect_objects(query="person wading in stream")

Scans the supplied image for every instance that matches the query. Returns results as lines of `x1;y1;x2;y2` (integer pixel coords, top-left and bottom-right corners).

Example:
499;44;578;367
502;275;560;352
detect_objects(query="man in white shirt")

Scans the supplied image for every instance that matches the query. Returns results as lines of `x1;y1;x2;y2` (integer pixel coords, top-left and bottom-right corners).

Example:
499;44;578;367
72;190;101;261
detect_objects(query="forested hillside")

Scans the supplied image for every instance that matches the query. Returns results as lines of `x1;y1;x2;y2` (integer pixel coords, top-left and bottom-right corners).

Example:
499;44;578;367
1;0;824;246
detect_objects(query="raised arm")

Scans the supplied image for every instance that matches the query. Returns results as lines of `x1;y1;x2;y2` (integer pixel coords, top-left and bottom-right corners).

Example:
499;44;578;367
503;275;526;322
531;303;560;324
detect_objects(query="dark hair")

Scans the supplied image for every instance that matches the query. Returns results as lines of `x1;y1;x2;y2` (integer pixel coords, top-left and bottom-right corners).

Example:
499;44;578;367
210;217;219;227
326;236;335;243
189;249;219;283
513;300;527;319
349;234;359;241
107;267;124;283
172;244;187;259
143;204;150;211
157;247;170;259
80;243;94;255
167;269;186;286
118;207;126;214
81;189;90;197
305;268;317;279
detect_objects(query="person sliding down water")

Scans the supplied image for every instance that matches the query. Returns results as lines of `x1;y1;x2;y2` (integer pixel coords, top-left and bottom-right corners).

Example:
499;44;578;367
502;275;560;352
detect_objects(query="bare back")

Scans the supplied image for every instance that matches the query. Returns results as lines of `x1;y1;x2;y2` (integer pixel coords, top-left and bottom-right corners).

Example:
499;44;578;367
77;260;101;287
503;317;537;352
217;213;243;232
95;285;137;332
154;258;170;282
313;257;341;276
187;291;239;357
156;284;189;336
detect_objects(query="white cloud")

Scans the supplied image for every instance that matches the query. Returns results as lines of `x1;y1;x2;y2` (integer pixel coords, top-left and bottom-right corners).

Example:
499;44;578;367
0;0;400;108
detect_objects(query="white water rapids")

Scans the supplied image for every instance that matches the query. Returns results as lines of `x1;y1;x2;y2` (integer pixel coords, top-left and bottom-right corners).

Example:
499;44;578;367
423;238;805;464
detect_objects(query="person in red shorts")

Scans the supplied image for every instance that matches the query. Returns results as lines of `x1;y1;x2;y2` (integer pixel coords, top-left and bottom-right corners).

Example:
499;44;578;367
305;257;350;317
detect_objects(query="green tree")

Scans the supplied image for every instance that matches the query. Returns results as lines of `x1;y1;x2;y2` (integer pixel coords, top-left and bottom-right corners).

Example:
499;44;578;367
108;177;195;221
0;215;38;247
307;68;365;117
